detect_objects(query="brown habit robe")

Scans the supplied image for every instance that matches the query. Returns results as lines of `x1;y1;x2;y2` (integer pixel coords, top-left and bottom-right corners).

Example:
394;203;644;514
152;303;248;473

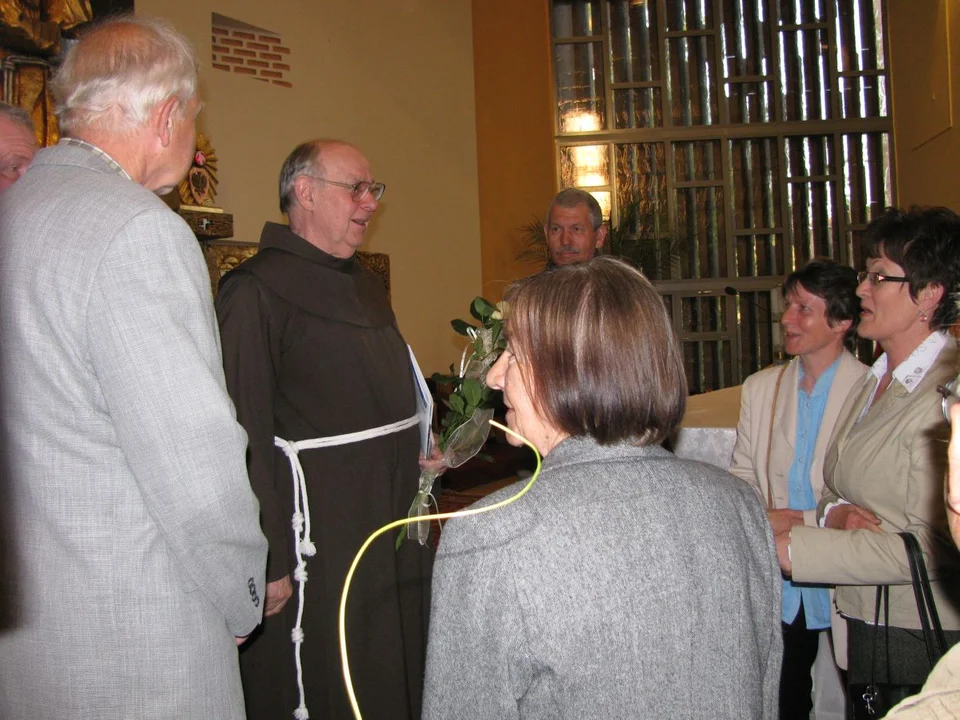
216;222;432;720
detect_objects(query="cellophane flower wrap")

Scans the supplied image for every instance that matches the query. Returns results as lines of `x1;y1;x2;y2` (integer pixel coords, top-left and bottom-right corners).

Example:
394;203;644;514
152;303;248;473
401;297;506;546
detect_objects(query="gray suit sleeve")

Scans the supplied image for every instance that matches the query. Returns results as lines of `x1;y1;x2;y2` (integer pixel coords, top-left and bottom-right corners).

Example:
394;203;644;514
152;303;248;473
85;208;268;637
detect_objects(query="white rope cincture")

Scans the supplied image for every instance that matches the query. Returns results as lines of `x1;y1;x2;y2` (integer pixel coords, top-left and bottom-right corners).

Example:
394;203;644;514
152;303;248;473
273;413;418;720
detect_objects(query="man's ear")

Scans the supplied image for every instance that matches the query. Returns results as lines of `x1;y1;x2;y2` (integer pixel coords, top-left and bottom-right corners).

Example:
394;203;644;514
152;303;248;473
152;96;180;147
595;223;608;249
293;175;316;210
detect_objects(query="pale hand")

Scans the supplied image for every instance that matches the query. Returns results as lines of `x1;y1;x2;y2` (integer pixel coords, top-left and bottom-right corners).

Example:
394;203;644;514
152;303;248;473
767;509;803;536
775;529;793;575
264;575;293;617
418;433;447;474
824;503;882;532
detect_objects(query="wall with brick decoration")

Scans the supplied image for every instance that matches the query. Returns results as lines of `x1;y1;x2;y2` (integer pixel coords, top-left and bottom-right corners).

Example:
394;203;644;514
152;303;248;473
134;0;483;375
211;19;294;88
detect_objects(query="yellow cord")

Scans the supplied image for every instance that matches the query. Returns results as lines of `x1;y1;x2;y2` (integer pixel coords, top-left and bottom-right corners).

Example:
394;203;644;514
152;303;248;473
338;420;543;720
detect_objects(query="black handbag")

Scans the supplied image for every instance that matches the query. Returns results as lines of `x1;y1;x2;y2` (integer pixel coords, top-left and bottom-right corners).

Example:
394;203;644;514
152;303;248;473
849;532;947;718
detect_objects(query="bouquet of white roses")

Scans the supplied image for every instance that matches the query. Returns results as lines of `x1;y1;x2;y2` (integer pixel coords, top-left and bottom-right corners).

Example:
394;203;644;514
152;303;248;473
400;297;506;546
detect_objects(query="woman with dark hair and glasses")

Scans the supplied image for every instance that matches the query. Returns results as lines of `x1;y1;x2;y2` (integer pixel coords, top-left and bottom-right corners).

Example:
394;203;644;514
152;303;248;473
779;206;960;710
422;258;782;719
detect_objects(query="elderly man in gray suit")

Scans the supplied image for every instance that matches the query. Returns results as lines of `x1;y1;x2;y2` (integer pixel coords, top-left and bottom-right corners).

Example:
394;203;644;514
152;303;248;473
0;16;268;719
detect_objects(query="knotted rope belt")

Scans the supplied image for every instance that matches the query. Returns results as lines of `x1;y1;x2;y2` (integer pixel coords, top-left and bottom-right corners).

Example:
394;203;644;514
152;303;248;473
273;414;419;720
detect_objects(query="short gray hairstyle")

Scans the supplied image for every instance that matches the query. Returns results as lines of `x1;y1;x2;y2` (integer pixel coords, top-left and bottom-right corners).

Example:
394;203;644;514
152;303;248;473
51;15;198;135
278;140;324;214
545;188;603;231
0;102;35;134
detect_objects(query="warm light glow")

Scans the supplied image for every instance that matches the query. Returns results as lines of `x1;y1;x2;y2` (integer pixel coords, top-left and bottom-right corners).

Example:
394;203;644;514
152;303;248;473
562;110;601;133
576;170;606;188
562;111;609;190
590;191;611;219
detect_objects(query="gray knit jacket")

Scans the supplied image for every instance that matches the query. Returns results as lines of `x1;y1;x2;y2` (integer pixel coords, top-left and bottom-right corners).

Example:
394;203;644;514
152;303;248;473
422;436;782;719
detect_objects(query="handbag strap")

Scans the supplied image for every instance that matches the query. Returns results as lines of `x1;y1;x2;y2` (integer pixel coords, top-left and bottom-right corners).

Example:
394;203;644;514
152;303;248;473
899;531;947;666
764;363;788;511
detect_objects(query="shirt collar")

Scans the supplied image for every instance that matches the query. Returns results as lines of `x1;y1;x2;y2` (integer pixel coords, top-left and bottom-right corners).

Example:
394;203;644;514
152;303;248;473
869;331;949;393
59;137;132;181
799;354;841;399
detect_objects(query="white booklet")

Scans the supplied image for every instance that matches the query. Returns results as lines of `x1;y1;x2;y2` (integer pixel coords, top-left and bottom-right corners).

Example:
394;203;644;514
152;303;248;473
407;345;434;457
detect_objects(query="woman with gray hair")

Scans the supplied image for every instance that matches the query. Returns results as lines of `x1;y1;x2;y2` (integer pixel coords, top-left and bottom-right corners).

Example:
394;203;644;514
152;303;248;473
422;258;783;719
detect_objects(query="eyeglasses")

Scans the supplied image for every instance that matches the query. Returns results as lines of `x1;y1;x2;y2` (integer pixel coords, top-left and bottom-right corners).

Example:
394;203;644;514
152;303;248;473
857;270;909;286
305;176;386;202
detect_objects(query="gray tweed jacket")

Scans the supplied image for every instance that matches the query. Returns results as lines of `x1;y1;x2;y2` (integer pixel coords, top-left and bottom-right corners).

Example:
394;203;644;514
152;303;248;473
423;436;782;719
0;142;267;718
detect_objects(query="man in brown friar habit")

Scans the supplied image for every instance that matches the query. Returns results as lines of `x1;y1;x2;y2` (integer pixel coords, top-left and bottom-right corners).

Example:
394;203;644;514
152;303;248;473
216;139;436;720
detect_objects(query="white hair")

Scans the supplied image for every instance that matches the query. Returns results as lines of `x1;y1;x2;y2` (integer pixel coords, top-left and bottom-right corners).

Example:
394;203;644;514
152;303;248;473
52;15;197;135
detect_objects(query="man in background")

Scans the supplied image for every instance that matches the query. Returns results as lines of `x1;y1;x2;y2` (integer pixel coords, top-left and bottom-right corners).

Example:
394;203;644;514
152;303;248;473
0;101;37;193
0;16;267;718
543;187;607;268
217;139;432;720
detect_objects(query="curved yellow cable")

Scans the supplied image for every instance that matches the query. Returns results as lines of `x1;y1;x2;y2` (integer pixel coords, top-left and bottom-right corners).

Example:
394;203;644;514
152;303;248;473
338;420;543;720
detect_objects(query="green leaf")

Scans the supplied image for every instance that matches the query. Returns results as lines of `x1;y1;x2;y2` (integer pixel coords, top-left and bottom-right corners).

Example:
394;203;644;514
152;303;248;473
462;378;482;407
472;297;496;318
448;394;466;415
451;318;473;336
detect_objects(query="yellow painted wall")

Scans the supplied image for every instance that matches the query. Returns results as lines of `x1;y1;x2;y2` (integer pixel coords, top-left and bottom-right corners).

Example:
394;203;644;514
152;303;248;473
888;0;960;211
471;0;556;299
137;0;482;374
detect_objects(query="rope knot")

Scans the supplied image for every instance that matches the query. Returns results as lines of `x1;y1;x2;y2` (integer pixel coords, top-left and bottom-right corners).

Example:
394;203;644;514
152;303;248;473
299;539;317;556
293;705;310;720
293;564;308;583
291;512;305;532
291;627;304;643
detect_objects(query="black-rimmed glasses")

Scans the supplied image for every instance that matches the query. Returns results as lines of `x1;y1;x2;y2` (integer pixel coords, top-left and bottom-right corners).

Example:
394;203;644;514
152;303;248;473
306;176;386;202
857;271;909;286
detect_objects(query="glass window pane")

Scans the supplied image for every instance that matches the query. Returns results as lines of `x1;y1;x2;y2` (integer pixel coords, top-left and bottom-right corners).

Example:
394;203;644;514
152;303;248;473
552;0;602;37
610;0;660;83
556;42;606;133
778;0;826;25
668;36;719;125
779;30;831;121
836;0;885;71
684;340;734;394
681;296;727;332
787;180;838;266
560;144;611;188
724;81;774;123
666;0;714;31
674;140;722;182
839;75;888;119
719;0;771;78
735;233;786;277
785;135;835;178
676;187;728;278
614;88;663;129
736;290;777;376
841;132;890;227
730;138;782;231
615;142;667;213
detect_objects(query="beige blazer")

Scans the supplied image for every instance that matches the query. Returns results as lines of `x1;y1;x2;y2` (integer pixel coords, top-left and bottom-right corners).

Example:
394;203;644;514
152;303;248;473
729;351;868;525
791;338;960;631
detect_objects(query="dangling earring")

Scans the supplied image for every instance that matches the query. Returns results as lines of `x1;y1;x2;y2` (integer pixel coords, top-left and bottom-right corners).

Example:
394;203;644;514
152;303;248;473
920;309;929;323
